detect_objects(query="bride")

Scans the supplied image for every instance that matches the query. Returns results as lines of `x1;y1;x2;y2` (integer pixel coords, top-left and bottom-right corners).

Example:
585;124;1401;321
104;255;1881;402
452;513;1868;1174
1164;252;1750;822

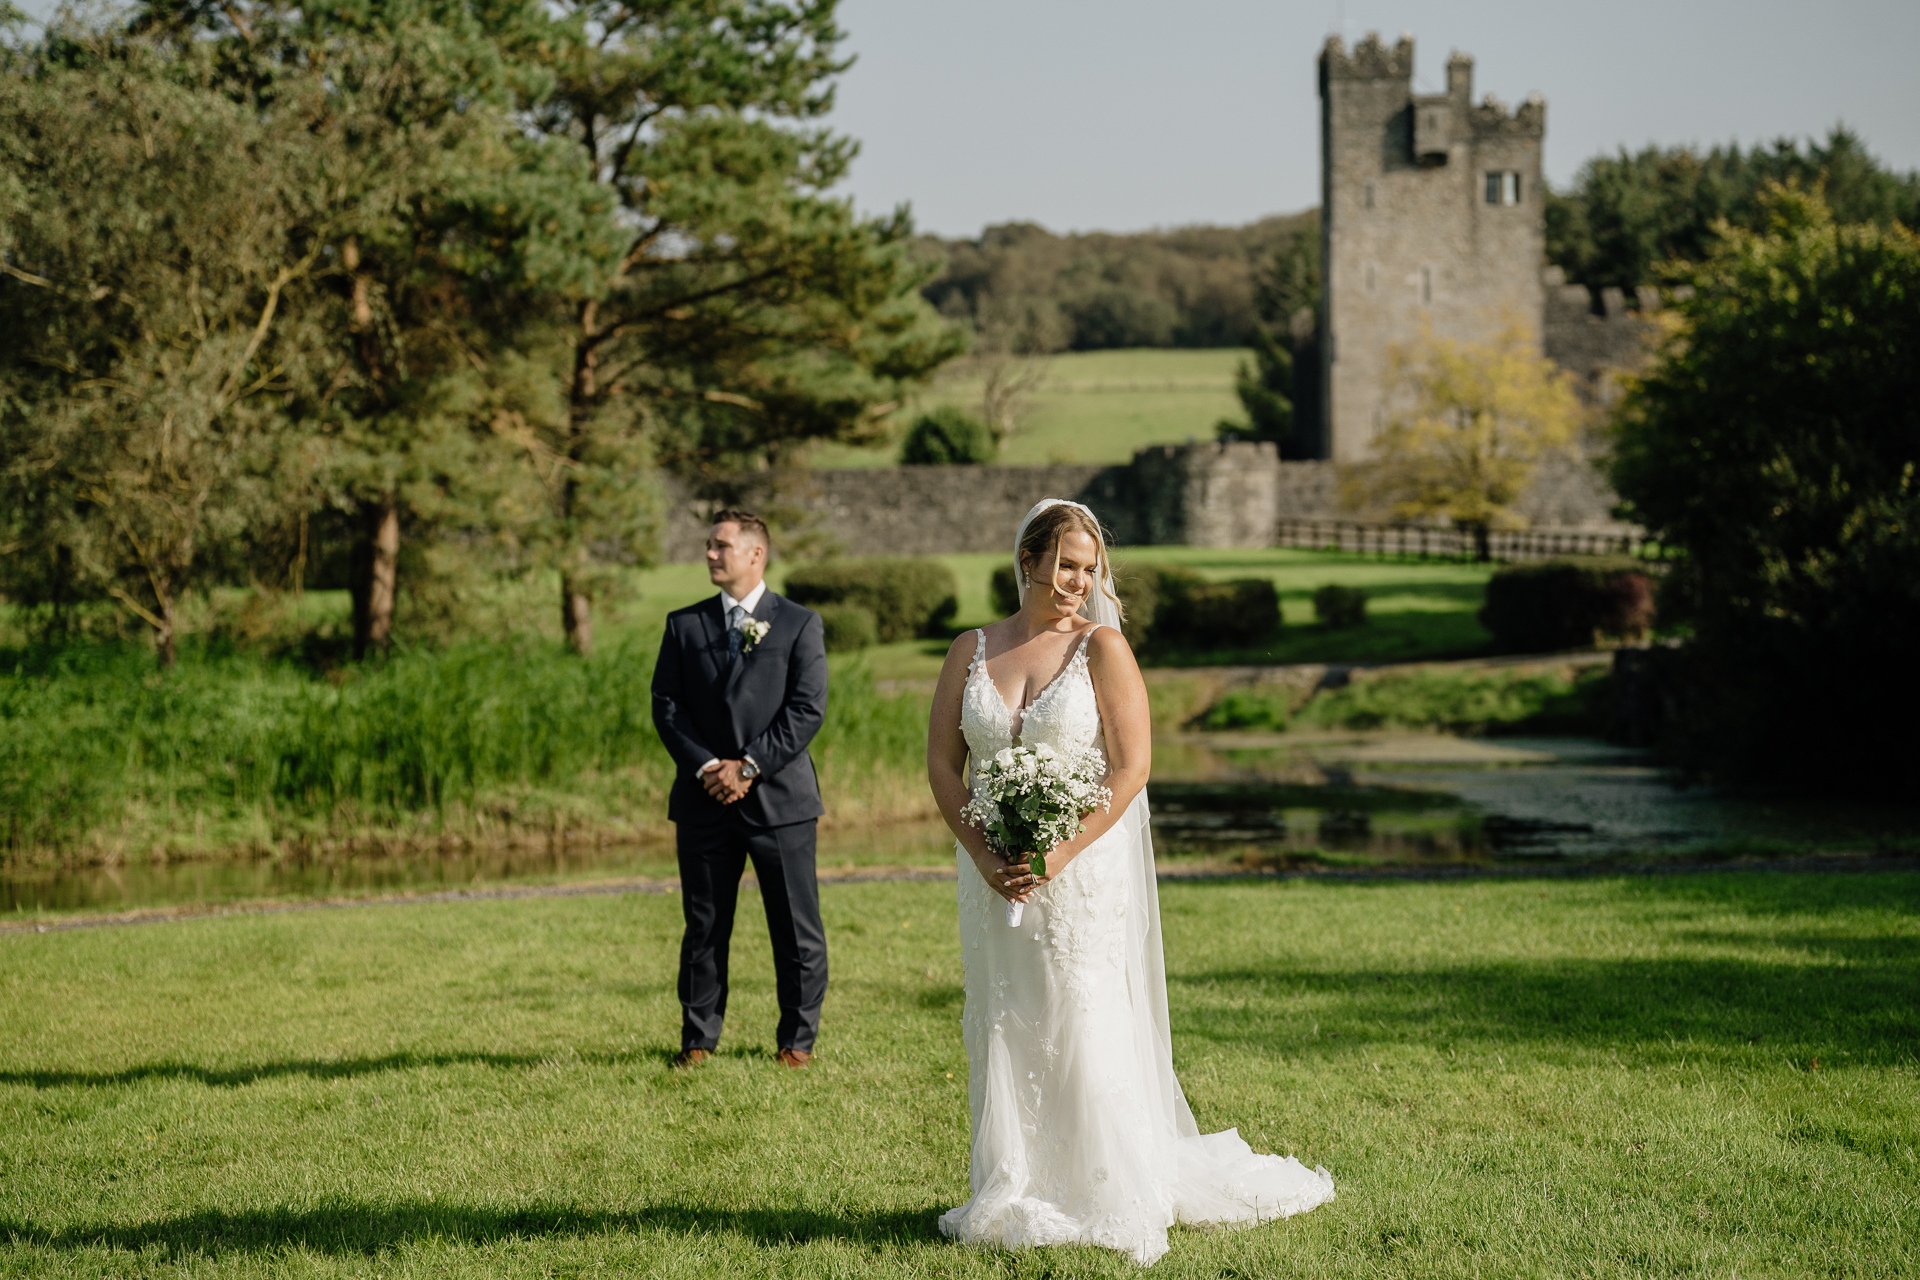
924;499;1335;1267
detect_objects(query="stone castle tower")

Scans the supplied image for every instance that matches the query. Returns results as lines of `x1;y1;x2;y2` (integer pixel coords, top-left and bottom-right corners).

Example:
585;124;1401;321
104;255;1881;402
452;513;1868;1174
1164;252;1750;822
1316;34;1546;461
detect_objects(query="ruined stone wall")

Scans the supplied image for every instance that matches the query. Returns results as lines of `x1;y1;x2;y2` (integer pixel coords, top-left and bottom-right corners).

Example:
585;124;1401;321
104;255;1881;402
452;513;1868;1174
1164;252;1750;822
658;464;1108;562
1318;34;1546;463
1540;266;1691;406
655;442;1624;562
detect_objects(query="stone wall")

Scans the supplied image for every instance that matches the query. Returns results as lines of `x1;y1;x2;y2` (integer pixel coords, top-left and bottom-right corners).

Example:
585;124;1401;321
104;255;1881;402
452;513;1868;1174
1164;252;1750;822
658;441;1622;562
1540;265;1689;404
659;463;1106;562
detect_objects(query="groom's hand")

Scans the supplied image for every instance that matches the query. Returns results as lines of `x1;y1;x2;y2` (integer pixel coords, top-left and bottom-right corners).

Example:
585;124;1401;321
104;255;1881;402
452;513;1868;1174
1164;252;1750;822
701;759;753;804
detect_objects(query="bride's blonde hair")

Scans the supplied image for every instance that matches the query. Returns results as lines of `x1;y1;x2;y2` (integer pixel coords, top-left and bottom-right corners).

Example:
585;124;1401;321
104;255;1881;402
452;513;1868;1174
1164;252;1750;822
1016;503;1126;621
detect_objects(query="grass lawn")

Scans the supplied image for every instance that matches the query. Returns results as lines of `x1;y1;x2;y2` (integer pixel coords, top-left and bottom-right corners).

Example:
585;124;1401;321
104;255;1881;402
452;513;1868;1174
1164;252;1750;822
809;349;1246;469
2;871;1914;1276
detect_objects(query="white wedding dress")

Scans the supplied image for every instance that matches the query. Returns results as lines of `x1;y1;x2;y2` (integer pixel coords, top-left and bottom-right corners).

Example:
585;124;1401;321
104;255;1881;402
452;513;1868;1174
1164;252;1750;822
939;626;1334;1266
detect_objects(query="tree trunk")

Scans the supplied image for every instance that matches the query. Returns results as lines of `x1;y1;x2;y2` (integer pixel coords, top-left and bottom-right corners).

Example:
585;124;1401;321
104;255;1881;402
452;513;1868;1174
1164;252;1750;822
1471;522;1492;563
155;594;178;670
561;575;593;657
352;500;400;659
558;299;600;656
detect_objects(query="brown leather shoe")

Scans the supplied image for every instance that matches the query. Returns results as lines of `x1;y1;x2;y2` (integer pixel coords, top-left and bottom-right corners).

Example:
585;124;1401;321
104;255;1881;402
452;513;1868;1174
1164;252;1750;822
775;1047;812;1070
671;1048;711;1070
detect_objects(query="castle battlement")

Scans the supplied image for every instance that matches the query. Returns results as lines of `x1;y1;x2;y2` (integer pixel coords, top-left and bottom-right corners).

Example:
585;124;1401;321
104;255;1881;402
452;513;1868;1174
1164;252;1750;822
1539;267;1692;400
1469;94;1546;139
1320;32;1413;82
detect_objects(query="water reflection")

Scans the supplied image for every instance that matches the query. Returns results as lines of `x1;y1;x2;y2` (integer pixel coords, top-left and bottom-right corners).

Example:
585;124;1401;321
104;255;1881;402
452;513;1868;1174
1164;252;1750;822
2;821;960;918
7;733;1915;917
1151;732;1919;869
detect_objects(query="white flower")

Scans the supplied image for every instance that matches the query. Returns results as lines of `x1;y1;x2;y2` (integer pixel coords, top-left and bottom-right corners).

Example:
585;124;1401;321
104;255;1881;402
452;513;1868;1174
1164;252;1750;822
740;618;771;652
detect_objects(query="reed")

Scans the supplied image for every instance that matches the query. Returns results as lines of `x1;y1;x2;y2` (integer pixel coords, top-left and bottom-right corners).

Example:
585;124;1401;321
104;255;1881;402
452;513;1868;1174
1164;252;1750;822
0;639;932;864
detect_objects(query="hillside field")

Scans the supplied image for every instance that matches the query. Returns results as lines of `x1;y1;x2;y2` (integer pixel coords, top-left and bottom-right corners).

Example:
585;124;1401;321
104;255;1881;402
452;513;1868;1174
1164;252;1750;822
809;348;1248;468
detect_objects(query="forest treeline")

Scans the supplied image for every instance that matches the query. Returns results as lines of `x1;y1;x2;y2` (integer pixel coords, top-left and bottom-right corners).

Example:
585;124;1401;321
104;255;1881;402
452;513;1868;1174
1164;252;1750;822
0;0;964;666
919;126;1920;355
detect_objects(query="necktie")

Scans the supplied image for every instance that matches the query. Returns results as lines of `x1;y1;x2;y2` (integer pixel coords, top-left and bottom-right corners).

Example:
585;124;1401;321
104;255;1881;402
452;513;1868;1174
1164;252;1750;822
727;604;746;658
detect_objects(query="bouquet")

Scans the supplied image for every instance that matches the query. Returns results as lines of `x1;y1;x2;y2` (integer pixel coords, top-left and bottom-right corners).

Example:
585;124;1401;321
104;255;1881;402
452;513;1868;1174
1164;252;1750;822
961;743;1112;927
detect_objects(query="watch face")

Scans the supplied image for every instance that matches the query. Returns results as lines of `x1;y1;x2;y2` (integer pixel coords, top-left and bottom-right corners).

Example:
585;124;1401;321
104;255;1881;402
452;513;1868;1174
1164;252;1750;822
741;762;759;779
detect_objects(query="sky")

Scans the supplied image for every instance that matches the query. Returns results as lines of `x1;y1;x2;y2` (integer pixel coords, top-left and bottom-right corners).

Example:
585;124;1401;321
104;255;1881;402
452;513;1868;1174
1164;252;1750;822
827;0;1920;236
16;0;1918;237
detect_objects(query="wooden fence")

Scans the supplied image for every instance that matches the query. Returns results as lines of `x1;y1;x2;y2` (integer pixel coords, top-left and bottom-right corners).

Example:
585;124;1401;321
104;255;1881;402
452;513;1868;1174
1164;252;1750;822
1273;520;1667;564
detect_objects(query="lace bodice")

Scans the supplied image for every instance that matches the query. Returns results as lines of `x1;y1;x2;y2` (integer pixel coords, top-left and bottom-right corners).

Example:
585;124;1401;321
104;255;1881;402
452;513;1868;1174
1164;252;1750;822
959;626;1107;779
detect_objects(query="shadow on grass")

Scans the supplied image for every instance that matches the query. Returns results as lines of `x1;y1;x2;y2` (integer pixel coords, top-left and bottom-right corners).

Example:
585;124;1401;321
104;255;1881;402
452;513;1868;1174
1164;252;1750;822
0;1048;661;1091
0;1199;946;1256
1165;873;1920;1063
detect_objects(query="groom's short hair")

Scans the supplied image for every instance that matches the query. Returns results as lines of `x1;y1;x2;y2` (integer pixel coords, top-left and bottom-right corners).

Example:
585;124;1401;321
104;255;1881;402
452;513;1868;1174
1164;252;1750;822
710;508;769;549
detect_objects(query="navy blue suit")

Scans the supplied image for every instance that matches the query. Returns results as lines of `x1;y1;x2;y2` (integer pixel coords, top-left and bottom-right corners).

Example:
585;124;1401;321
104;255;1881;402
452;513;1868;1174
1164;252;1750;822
651;591;829;1053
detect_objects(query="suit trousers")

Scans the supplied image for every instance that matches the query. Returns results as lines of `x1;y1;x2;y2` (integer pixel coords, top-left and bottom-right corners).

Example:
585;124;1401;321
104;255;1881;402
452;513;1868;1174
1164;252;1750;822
675;812;827;1054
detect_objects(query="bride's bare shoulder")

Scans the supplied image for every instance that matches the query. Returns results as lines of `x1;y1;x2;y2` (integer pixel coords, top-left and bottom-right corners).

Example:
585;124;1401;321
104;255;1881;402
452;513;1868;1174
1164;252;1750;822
1084;622;1138;670
940;628;982;667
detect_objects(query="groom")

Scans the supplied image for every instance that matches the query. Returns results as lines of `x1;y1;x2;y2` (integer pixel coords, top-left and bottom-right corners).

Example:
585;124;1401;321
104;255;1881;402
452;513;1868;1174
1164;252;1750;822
651;510;830;1070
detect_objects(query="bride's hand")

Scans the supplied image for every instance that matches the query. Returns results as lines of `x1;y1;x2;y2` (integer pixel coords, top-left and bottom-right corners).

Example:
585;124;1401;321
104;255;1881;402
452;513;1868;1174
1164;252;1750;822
974;852;1043;904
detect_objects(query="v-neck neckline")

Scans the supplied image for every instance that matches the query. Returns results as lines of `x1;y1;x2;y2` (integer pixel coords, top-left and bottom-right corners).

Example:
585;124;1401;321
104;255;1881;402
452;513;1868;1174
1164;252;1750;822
973;626;1094;738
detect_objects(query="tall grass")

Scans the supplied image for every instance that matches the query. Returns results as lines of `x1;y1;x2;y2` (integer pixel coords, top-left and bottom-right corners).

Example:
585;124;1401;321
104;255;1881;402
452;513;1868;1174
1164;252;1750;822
0;639;932;863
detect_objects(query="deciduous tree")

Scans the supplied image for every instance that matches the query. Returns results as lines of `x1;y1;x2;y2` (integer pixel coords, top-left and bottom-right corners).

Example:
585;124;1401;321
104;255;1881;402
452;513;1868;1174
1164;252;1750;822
0;28;331;665
1341;322;1584;560
1611;184;1920;792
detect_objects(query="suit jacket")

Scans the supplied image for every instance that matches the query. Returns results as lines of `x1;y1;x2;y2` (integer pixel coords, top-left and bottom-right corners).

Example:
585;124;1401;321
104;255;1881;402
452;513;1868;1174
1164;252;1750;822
651;590;828;828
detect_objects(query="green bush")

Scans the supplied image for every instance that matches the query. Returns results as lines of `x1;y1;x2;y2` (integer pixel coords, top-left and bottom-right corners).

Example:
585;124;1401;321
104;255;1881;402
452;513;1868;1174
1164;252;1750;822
1610;187;1920;793
1110;562;1201;650
1198;688;1291;731
1478;558;1655;653
816;603;878;653
899;407;994;465
1314;584;1368;628
1149;575;1280;649
988;564;1021;619
784;558;959;644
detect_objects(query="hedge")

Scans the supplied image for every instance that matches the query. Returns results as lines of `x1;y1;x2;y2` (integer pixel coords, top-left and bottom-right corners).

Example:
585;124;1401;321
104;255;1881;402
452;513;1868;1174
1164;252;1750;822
1478;557;1656;653
785;558;959;644
817;603;879;653
1313;584;1368;628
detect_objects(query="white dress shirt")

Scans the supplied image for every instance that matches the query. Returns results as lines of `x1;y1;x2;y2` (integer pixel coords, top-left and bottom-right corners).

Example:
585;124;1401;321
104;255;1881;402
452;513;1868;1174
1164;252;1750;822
720;580;768;617
699;580;768;778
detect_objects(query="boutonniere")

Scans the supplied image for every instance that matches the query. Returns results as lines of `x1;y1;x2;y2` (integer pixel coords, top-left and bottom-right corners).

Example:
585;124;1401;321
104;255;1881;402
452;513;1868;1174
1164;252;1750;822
740;618;771;653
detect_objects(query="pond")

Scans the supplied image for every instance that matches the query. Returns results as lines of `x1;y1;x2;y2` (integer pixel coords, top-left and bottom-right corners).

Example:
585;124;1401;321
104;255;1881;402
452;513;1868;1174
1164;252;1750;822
5;733;1914;917
1147;732;1917;872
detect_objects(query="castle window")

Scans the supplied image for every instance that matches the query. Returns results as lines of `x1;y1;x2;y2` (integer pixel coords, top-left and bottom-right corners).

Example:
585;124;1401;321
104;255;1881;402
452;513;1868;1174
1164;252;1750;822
1421;267;1432;304
1365;182;1375;210
1366;262;1376;292
1485;172;1521;205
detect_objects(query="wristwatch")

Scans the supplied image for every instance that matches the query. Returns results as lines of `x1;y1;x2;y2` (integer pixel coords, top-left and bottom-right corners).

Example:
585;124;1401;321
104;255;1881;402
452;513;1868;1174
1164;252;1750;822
739;759;760;781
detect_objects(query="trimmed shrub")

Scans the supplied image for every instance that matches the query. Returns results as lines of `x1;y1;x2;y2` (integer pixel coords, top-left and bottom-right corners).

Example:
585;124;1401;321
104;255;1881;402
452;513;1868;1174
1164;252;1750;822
1104;562;1281;650
1182;580;1281;647
1313;584;1368;628
816;603;878;654
785;558;959;643
1110;562;1201;649
989;564;1021;618
899;407;994;465
1478;557;1656;653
